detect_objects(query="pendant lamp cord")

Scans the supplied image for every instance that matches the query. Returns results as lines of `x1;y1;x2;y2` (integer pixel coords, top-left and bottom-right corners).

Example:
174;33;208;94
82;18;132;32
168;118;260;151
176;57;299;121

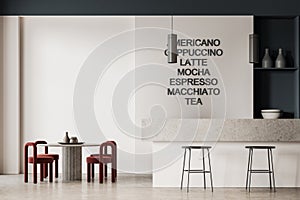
171;15;173;34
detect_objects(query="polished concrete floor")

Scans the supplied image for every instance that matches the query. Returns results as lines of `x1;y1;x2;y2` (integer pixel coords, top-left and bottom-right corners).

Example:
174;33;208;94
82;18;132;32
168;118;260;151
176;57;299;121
0;174;300;200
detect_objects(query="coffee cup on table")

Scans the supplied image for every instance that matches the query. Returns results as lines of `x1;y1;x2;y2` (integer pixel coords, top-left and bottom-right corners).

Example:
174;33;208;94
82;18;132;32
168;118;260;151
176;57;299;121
70;137;78;143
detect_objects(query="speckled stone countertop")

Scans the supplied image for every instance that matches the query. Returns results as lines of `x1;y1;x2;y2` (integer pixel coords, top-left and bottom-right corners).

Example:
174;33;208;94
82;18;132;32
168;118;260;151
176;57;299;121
141;119;300;142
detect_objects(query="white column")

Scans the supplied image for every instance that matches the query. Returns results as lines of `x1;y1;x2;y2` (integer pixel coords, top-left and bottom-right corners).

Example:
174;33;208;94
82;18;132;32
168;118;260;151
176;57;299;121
0;17;3;174
0;16;21;174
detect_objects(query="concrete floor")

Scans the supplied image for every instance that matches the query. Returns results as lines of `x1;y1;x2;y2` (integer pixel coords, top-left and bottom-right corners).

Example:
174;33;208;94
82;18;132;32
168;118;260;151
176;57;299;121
0;174;300;200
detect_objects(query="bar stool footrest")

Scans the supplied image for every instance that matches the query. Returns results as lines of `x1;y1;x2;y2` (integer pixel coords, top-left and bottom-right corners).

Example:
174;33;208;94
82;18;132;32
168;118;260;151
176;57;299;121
250;170;273;173
184;170;211;173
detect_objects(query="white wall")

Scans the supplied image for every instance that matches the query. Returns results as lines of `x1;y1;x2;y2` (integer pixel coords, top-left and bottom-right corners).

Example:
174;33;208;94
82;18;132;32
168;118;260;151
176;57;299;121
21;16;136;173
134;16;253;119
0;16;21;174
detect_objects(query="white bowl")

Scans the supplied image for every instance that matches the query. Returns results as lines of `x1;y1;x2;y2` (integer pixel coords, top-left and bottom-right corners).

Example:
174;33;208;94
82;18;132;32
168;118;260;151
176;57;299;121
261;112;281;119
261;109;281;113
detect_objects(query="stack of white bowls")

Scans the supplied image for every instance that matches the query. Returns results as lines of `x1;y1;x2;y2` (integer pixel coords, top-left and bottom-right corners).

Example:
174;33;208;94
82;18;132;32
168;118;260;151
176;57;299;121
261;109;281;119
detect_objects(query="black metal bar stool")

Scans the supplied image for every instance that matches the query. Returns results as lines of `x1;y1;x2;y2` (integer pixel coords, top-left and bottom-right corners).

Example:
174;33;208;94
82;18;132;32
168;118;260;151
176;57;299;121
180;146;213;192
245;146;276;192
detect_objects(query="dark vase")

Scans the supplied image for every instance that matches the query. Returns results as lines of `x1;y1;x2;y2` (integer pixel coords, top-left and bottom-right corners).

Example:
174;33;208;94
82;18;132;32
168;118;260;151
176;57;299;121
262;48;273;68
275;48;286;68
63;132;70;143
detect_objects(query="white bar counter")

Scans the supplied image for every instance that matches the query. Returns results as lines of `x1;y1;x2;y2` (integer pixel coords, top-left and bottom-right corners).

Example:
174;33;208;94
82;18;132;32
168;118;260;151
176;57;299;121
142;119;300;187
143;119;300;142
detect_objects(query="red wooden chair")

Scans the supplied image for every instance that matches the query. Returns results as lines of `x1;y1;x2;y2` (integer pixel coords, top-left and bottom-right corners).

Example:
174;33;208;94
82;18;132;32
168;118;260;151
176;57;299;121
89;141;117;180
36;140;59;178
86;141;117;183
24;141;54;184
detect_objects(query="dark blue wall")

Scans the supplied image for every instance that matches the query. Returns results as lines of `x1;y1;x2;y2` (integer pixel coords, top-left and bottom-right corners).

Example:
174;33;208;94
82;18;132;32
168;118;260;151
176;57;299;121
1;0;300;15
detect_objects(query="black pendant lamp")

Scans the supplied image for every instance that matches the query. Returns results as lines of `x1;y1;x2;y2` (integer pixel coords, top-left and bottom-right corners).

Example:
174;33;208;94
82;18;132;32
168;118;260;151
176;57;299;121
249;34;259;63
168;16;177;63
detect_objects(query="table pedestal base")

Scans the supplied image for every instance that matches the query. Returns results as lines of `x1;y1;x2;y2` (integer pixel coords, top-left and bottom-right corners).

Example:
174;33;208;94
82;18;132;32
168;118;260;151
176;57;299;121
62;146;82;181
